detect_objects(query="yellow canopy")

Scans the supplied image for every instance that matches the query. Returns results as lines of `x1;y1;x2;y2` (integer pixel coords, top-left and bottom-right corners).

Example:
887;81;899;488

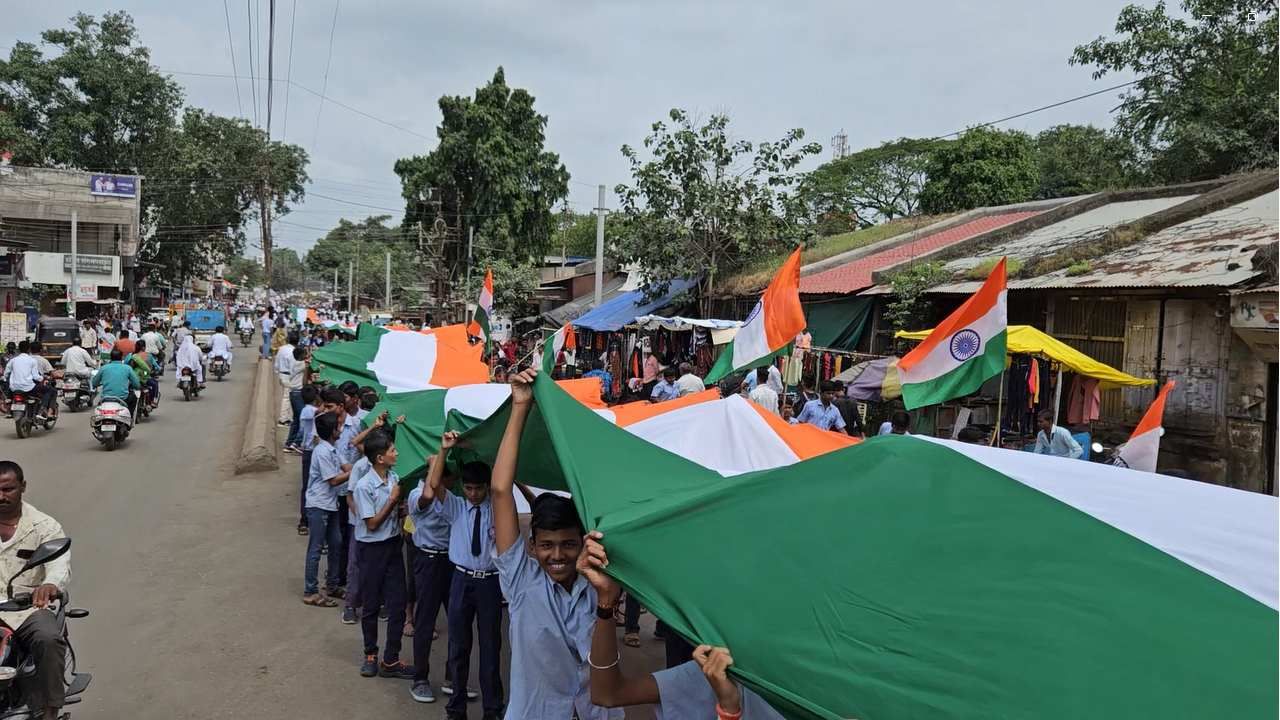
895;325;1155;389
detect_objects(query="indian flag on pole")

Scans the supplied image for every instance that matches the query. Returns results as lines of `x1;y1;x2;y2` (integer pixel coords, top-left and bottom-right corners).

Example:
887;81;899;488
705;246;807;384
541;322;576;373
467;268;494;352
1118;380;1174;472
898;257;1007;409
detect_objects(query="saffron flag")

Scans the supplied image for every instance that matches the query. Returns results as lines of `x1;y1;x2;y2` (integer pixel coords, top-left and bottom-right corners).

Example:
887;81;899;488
1118;380;1175;472
705;247;806;384
467;268;494;353
898;257;1008;409
541;322;576;373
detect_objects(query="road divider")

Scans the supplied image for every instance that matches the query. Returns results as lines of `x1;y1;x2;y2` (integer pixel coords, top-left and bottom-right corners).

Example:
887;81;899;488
235;359;279;474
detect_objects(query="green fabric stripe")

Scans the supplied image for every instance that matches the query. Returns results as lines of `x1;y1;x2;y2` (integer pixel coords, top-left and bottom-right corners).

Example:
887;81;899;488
309;323;389;393
901;328;1006;409
461;377;1276;720
705;341;793;385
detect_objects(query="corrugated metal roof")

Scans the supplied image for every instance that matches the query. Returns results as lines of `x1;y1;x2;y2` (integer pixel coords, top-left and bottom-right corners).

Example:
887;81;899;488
799;210;1043;294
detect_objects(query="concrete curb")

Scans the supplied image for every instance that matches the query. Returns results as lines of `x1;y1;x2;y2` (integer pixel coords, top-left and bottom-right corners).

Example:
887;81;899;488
235;359;279;475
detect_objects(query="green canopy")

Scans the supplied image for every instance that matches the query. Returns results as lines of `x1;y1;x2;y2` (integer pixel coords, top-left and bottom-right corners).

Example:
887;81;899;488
803;296;872;350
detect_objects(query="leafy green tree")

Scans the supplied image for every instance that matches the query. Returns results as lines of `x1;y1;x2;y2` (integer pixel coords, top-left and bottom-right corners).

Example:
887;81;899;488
224;256;264;289
918;127;1039;213
1071;0;1278;182
551;211;601;258
884;262;951;331
305;215;425;308
613;110;821;314
799;138;941;233
1034;124;1145;198
270;248;305;291
394;67;569;275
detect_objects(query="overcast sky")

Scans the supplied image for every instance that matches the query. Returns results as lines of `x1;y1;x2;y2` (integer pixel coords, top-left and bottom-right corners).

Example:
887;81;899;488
8;1;1137;256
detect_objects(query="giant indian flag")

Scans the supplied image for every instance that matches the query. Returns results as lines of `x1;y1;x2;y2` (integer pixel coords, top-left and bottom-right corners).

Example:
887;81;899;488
898;257;1007;409
443;374;1277;719
1118;380;1174;472
309;322;489;393
466;268;494;353
705;246;806;384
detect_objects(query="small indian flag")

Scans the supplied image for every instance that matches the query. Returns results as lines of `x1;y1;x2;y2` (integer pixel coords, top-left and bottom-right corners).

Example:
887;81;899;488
1118;380;1174;472
467;269;494;351
705;246;806;384
541;322;576;373
898;257;1007;409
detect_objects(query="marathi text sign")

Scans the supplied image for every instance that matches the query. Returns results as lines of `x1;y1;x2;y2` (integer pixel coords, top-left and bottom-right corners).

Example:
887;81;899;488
89;174;137;198
62;255;114;275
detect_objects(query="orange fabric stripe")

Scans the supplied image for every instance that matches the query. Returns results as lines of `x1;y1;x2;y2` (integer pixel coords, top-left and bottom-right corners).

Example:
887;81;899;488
610;389;720;427
762;247;807;348
483;269;494;293
748;401;860;458
423;323;489;387
1131;380;1175;438
556;377;609;409
307;309;320;324
899;257;1006;372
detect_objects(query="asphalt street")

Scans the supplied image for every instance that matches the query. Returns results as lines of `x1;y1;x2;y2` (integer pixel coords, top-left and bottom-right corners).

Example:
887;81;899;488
3;355;666;718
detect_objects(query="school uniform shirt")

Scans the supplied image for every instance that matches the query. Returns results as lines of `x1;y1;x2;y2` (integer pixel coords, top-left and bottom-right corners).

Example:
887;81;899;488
650;379;679;402
653;661;783;720
1034;425;1084;459
406;484;451;551
343;457;372;525
305;441;343;512
794;399;846;432
335;414;362;467
495;540;623;720
435;494;496;572
299;405;318;449
353;469;400;543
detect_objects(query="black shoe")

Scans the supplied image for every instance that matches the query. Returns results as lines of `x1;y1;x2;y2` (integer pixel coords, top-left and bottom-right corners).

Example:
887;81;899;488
445;714;466;720
378;660;415;679
360;654;377;677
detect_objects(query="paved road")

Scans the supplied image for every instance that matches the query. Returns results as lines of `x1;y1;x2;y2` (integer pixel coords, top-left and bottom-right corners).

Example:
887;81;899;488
3;357;666;718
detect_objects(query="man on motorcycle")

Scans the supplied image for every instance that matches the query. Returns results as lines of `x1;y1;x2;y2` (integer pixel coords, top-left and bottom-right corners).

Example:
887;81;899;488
90;349;141;415
174;335;206;388
60;343;98;389
208;325;234;370
171;322;193;366
0;461;71;720
125;339;161;409
140;323;167;374
3;341;58;421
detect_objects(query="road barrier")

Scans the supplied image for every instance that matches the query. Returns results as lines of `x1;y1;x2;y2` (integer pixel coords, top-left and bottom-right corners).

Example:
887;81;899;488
235;358;279;474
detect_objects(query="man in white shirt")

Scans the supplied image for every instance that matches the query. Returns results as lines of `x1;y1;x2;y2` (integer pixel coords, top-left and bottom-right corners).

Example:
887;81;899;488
747;366;779;415
140;324;167;373
742;363;784;395
208;325;234;369
60;344;98;381
259;312;274;360
79;321;97;353
3;341;57;418
274;334;296;425
673;362;704;397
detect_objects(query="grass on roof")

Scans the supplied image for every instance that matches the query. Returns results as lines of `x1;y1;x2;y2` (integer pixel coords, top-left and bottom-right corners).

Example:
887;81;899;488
717;214;955;295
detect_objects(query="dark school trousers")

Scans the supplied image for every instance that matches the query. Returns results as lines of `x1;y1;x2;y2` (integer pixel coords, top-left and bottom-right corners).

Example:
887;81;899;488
411;546;453;684
446;569;503;714
357;536;407;661
337;500;353;587
298;450;312;527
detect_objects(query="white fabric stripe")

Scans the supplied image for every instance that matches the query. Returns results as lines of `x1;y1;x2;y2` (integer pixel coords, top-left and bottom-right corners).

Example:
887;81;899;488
731;300;770;367
478;286;493;312
625;395;799;476
444;384;510;421
900;290;1007;383
1118;428;1160;473
367;331;441;393
593;409;618;424
919;436;1279;609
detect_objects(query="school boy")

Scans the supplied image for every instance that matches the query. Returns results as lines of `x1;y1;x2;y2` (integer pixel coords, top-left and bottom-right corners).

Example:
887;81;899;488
302;412;349;607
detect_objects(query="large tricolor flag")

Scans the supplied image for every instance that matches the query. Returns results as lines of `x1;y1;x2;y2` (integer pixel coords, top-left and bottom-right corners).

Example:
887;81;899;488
467;268;494;352
705;247;806;384
309;322;488;393
1118;380;1175;472
540;322;576;373
898;257;1007;409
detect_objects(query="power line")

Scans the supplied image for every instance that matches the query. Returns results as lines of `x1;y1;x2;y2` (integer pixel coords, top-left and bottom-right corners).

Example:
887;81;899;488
930;79;1140;140
245;0;258;128
313;0;342;147
221;0;244;119
281;0;298;140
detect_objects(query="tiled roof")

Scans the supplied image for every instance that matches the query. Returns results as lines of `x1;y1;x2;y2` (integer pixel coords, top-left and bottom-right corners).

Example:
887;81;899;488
799;211;1043;294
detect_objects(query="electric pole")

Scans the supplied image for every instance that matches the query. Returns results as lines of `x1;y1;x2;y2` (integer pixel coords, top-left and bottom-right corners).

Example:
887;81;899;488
347;260;354;314
385;250;391;310
594;184;606;306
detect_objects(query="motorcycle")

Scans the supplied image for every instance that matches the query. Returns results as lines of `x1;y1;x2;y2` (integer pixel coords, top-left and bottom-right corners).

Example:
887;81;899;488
178;368;201;402
239;330;253;347
0;538;92;718
89;397;133;451
10;390;55;440
210;357;228;382
58;379;93;413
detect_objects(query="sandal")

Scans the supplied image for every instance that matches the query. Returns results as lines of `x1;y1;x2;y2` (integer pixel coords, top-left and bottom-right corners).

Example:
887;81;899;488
324;586;346;600
303;594;339;607
297;525;309;536
623;632;641;648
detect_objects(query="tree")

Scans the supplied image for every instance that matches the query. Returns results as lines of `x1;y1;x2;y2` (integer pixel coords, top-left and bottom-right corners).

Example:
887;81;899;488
884;262;951;331
305;216;425;309
1071;0;1278;182
613;110;822;314
224;256;264;289
1034;124;1145;198
270;248;304;291
394;68;569;274
550;211;601;258
918;127;1039;213
799;138;941;233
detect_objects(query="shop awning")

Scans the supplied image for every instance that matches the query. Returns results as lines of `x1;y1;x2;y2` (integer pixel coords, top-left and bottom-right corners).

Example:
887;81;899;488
627;315;742;332
896;325;1155;389
573;278;698;332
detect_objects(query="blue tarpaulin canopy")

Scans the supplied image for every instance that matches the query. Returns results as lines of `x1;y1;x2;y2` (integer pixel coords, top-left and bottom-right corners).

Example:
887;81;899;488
572;278;698;332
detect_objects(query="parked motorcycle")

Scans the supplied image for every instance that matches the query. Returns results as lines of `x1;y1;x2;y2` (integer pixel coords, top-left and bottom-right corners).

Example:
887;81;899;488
210;357;228;382
58;378;93;413
0;538;92;718
239;329;253;347
10;390;55;439
89;396;133;451
178;368;201;402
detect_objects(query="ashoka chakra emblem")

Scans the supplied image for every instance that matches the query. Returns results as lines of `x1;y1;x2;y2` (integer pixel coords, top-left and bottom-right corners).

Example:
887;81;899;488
949;329;981;361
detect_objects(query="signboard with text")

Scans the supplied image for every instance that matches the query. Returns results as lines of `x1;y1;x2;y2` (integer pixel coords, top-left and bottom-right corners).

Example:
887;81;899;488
0;312;25;345
88;174;137;198
62;254;114;274
72;283;98;301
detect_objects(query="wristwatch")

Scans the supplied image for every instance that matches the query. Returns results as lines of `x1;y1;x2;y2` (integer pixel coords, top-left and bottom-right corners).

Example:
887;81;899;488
595;604;616;620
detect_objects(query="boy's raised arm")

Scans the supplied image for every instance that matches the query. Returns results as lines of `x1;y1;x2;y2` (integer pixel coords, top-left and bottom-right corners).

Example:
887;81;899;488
493;369;537;554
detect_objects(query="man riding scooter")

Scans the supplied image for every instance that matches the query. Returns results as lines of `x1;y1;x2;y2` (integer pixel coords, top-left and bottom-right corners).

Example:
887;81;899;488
124;339;161;410
208;325;234;373
90;349;141;416
3;342;59;423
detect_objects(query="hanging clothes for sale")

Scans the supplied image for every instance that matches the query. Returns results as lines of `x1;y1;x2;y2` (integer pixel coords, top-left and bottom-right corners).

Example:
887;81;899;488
1067;375;1102;424
1028;358;1041;408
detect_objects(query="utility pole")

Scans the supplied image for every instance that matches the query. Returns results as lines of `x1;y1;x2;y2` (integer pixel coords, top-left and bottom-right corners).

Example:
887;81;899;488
69;210;78;315
594;184;606;306
347;260;354;314
266;0;276;137
384;250;391;310
466;226;474;300
333;268;338;298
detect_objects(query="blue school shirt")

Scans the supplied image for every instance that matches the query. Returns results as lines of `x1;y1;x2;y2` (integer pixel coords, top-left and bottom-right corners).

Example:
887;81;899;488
299;405;318;449
406;483;451;551
353;469;400;543
435;493;496;572
650;379;678;402
335;414;362;466
495;540;620;720
653;661;783;720
305;441;342;512
345;457;371;526
795;399;846;432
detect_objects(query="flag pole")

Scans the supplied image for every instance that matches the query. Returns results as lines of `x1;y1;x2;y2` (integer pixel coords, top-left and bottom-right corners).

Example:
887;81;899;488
991;367;1006;447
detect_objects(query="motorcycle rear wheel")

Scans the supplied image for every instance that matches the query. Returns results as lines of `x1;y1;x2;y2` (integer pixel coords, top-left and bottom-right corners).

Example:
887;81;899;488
15;417;31;438
182;385;192;402
104;435;117;451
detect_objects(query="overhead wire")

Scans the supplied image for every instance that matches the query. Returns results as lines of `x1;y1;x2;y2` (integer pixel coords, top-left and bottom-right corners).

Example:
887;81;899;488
313;0;342;147
266;0;276;138
281;0;297;140
244;0;258;127
220;0;245;119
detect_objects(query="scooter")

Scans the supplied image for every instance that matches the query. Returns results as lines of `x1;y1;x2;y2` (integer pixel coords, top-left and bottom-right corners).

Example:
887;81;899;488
10;390;55;439
239;329;253;347
89;396;133;451
0;538;92;718
58;379;93;413
178;368;202;402
210;357;228;382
